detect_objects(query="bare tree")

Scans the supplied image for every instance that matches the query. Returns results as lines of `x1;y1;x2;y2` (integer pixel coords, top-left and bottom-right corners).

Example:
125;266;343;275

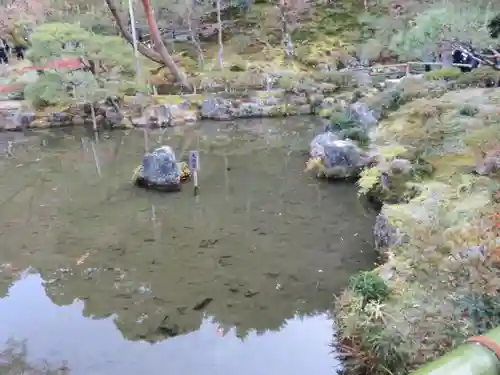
104;0;192;90
141;0;191;89
186;0;205;69
171;0;206;69
216;0;224;69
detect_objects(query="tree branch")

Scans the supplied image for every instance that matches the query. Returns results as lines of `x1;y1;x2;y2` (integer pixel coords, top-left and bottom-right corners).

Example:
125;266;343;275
104;0;163;65
141;0;192;89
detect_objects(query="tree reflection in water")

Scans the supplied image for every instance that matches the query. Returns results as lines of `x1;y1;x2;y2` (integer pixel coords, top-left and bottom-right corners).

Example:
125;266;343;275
40;265;317;343
0;339;69;375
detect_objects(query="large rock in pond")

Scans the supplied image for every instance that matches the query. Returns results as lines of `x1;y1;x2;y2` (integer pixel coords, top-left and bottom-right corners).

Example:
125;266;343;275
133;146;191;191
306;127;373;179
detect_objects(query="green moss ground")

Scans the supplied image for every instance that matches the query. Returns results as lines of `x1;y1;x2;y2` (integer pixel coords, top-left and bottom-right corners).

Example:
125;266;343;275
336;82;500;374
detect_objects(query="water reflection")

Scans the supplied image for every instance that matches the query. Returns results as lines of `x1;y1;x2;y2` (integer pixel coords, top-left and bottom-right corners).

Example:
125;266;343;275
1;274;339;375
0;117;375;373
1;339;68;375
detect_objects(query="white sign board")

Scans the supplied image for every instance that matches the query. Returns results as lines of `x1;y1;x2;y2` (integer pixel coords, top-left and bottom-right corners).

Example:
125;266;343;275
188;151;200;171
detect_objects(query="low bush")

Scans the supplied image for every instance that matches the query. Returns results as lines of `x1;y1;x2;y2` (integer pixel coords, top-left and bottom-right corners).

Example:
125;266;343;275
458;104;479;116
330;110;356;129
424;67;462;81
455;67;500;87
349;271;390;305
340;127;370;146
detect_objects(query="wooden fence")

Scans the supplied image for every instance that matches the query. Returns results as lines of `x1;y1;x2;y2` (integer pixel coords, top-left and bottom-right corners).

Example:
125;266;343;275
347;61;474;77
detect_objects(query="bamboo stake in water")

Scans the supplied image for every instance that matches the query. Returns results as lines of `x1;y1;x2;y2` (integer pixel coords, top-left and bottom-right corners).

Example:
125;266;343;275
223;153;229;201
81;138;88;153
193;170;199;196
194;134;200;199
90;141;102;177
6;140;13;157
90;102;99;142
151;204;160;241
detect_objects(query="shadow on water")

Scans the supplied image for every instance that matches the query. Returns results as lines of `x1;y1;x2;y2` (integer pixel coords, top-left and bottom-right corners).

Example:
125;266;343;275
0;116;376;375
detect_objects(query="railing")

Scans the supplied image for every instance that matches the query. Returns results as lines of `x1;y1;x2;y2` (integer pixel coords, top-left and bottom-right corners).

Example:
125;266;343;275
347;61;473;77
409;326;500;375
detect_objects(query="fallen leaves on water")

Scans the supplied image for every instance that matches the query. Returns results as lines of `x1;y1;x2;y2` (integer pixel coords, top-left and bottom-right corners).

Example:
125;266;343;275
76;252;90;265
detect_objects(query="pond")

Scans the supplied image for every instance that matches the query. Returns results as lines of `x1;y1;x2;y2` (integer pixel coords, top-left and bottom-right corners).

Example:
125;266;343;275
0;116;376;375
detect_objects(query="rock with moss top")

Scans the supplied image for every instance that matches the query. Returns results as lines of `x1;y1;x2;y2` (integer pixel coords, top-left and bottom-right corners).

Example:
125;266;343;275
0;101;35;131
476;150;500;176
373;213;406;258
200;92;310;119
201;96;234;120
131;104;196;127
308;129;373;179
347;101;378;130
133;146;182;191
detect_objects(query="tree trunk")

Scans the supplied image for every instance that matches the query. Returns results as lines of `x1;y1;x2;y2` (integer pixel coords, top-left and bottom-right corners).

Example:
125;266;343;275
279;0;294;58
104;0;163;64
216;0;224;69
141;0;192;89
186;2;205;69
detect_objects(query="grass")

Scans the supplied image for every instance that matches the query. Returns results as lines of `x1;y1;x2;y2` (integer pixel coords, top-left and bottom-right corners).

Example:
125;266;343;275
336;84;500;374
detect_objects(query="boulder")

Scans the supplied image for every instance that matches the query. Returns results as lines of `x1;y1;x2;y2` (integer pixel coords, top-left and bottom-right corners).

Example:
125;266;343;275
287;104;311;116
308;93;325;111
307;129;372;178
133;146;183;191
201;94;291;119
28;119;50;129
475;150;500;176
389;158;413;175
169;104;197;126
287;94;308;106
373;213;405;257
115;118;134;129
317;96;348;118
0;101;35;131
131;116;149;128
237;102;263;117
346;101;378;130
132;104;172;128
201;96;234;120
366;157;417;204
104;107;123;127
71;115;85;126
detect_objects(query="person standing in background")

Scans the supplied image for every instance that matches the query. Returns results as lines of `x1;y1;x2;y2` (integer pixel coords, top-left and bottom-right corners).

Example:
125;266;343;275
487;47;500;68
14;45;24;60
3;38;10;55
0;38;9;65
422;50;435;72
13;36;28;60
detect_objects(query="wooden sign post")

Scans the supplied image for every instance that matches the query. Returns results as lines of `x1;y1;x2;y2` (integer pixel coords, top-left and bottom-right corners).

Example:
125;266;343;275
188;150;200;196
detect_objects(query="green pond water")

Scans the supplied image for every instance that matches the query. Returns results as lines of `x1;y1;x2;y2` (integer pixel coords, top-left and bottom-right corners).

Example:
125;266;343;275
0;116;376;375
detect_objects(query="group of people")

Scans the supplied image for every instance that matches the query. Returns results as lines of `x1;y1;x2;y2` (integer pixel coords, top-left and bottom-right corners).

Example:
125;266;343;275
423;45;500;73
0;37;25;65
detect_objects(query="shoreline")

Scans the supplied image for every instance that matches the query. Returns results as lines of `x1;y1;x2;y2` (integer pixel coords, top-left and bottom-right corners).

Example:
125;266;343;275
333;74;500;374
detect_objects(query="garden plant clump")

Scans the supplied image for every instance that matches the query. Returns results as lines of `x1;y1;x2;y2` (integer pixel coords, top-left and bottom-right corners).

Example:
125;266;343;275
335;84;500;374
